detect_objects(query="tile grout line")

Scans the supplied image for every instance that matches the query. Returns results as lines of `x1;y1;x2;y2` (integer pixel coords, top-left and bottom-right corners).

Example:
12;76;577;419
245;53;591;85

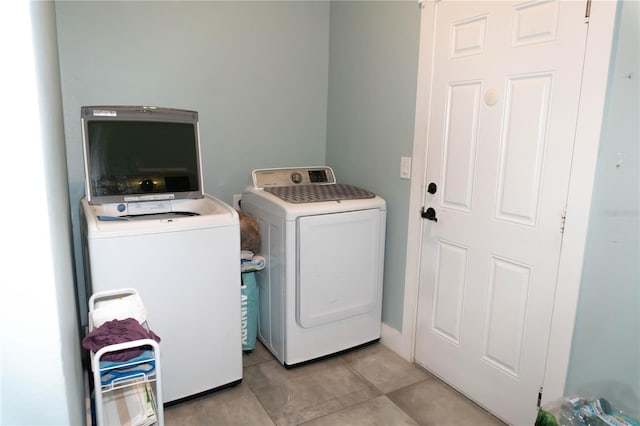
242;360;279;426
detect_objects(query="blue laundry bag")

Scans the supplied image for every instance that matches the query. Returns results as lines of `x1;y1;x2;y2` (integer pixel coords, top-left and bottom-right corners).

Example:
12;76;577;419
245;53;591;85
241;272;259;351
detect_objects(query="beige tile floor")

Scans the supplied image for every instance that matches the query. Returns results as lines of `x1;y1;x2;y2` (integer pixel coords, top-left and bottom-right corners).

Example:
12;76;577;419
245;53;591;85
164;341;506;426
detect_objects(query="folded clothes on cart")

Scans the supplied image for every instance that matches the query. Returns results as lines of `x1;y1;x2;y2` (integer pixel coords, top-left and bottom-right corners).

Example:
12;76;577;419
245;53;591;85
82;318;161;362
241;250;265;272
98;350;156;386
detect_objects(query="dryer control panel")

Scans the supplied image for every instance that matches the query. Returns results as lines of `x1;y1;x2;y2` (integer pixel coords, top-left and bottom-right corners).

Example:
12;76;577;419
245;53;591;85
252;167;336;188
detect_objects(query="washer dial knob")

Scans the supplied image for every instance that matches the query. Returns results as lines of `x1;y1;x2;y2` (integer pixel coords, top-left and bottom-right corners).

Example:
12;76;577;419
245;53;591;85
291;172;303;184
140;179;155;192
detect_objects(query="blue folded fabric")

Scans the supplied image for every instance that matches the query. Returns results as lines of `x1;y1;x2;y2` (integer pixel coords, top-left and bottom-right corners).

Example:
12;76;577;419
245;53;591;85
240;251;265;272
99;349;156;385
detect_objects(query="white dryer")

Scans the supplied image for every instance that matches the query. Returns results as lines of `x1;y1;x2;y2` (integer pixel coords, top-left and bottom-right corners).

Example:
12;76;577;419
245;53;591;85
241;167;386;366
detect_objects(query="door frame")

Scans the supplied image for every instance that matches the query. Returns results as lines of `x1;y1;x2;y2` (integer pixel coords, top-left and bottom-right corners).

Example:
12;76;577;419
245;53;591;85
381;0;620;407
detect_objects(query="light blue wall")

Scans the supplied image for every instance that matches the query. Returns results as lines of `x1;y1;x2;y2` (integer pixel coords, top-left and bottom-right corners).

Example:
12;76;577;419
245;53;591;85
326;1;420;330
565;0;639;418
55;1;330;323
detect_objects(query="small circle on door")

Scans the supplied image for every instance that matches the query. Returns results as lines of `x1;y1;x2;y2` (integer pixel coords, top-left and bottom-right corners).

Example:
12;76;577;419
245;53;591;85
485;88;500;106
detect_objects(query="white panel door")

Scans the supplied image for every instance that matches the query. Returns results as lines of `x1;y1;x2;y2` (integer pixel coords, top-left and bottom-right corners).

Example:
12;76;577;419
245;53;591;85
414;1;589;424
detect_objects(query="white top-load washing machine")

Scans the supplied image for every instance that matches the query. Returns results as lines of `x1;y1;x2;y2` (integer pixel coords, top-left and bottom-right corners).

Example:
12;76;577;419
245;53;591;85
241;167;386;366
79;106;242;403
80;196;242;403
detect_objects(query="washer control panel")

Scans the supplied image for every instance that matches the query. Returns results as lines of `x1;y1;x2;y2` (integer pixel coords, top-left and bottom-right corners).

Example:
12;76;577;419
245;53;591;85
252;167;336;188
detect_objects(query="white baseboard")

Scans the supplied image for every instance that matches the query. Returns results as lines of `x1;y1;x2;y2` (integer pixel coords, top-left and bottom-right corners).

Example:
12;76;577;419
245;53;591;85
380;322;413;362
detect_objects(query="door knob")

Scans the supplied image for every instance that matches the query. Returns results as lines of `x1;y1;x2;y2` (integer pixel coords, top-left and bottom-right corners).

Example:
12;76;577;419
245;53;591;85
421;207;438;222
427;182;437;194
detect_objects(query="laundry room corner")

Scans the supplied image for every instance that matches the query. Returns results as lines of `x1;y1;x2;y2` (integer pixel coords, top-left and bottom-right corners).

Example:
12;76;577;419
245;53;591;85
7;0;636;424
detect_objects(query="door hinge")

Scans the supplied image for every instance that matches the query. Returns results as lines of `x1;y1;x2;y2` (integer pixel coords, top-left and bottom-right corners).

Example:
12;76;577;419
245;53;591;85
585;0;591;22
537;386;543;408
560;209;567;234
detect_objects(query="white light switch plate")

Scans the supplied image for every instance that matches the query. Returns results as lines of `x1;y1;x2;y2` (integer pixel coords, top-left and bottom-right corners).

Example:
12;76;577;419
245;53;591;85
400;156;412;179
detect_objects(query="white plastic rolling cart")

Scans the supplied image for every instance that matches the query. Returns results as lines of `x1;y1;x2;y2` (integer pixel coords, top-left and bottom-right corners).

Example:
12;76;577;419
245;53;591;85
88;289;164;426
